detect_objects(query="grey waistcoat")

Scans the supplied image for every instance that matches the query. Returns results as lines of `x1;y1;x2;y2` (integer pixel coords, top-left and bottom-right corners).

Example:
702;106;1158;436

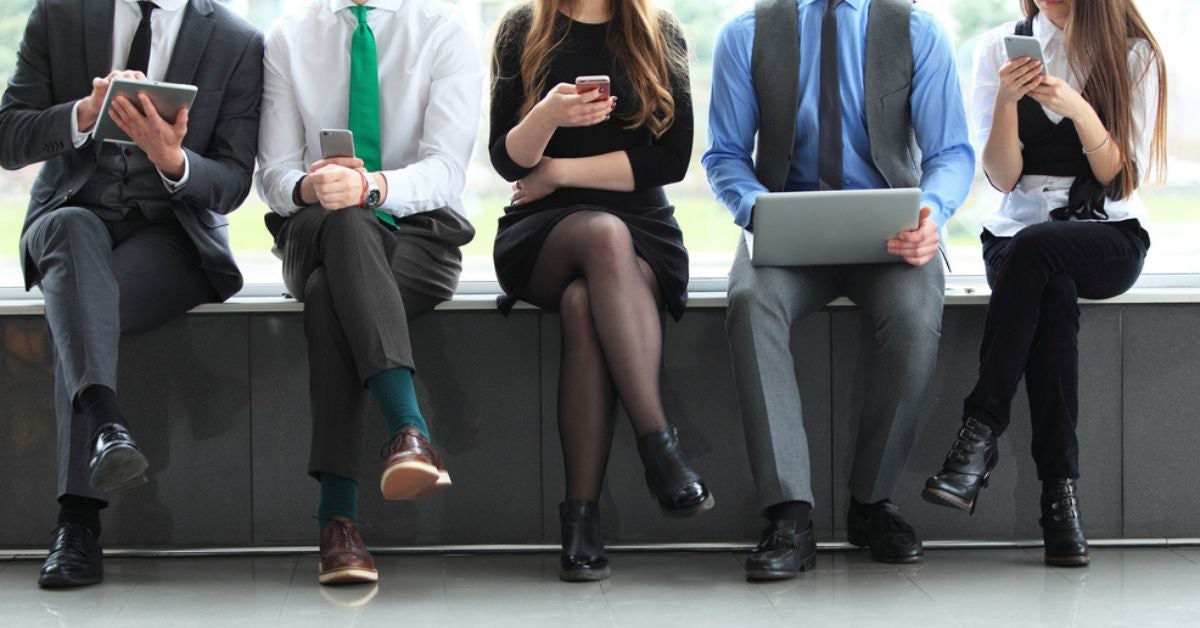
71;143;176;221
751;0;921;192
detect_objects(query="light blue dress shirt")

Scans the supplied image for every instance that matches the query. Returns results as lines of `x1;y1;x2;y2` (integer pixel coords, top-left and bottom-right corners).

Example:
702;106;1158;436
702;0;975;229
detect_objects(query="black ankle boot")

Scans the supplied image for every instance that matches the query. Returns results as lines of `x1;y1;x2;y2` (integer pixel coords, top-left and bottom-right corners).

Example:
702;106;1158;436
559;500;610;582
636;426;714;518
922;417;999;514
1041;479;1089;567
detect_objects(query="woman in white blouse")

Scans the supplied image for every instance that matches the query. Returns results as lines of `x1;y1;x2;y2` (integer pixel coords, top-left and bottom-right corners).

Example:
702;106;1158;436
922;0;1167;568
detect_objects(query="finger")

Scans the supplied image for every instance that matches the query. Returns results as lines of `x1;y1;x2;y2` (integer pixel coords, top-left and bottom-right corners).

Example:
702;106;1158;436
174;107;189;134
577;89;601;103
918;206;932;224
553;83;577;95
139;93;164;125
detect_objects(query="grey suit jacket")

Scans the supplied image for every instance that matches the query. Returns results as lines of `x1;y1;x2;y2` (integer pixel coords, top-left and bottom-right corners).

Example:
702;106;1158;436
0;0;264;300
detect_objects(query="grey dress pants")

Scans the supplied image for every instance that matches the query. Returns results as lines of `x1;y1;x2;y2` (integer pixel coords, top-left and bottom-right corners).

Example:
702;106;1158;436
276;206;473;481
23;207;219;503
725;234;944;511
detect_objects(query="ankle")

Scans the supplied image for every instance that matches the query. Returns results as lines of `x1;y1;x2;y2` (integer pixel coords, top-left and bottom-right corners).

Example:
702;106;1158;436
317;472;359;526
57;495;104;538
78;385;127;434
766;500;812;529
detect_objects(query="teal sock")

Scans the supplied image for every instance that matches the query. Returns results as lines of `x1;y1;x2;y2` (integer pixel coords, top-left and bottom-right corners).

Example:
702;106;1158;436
317;472;359;525
367;367;429;439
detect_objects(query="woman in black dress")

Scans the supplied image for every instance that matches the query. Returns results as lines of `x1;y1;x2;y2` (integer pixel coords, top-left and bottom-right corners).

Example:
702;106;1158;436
489;0;710;582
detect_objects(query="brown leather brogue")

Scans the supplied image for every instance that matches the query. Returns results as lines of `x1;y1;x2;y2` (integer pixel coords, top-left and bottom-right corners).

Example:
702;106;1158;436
319;516;378;585
379;427;452;500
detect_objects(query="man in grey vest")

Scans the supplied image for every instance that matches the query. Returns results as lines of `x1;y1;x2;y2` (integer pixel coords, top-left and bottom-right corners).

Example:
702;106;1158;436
703;0;974;578
0;0;263;588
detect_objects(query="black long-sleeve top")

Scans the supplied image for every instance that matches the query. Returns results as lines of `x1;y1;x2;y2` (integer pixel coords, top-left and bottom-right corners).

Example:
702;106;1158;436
489;7;693;210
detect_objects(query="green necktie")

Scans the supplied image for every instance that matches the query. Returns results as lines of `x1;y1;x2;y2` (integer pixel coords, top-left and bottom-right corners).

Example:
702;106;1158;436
348;5;397;228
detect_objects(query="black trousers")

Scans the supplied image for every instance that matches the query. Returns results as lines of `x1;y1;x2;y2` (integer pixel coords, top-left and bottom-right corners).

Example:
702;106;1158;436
963;219;1148;480
276;206;471;481
24;207;217;502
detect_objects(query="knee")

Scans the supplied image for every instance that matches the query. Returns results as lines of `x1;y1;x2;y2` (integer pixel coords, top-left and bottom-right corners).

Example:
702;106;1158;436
873;301;943;349
319;207;377;246
726;276;789;333
301;267;333;307
581;214;635;268
1006;225;1059;264
559;279;594;339
35;207;105;244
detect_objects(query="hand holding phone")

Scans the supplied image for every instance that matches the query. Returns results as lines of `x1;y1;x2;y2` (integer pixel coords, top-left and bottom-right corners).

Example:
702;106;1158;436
537;79;614;128
1003;36;1047;73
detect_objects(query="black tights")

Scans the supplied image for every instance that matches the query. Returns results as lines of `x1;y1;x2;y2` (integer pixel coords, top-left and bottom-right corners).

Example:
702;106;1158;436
522;211;670;502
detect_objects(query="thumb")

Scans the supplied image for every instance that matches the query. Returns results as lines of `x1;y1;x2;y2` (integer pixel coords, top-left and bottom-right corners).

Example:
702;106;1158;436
918;206;932;223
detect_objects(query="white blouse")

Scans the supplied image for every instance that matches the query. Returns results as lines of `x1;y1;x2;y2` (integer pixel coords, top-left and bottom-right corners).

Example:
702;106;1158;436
971;11;1161;238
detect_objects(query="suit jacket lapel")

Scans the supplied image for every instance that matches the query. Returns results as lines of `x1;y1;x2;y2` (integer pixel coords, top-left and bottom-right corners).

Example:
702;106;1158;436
84;0;115;81
163;0;216;85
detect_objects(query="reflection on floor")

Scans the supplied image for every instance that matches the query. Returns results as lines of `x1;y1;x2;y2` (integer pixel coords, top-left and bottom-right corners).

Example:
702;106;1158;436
3;548;1200;627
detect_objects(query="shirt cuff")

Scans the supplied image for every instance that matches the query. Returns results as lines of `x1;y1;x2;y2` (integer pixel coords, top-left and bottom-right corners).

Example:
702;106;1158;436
70;100;92;148
738;191;764;229
158;153;191;192
920;193;947;228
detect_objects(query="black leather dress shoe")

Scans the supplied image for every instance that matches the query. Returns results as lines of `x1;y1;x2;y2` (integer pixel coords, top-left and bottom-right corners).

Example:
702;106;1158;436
38;524;103;588
1041;479;1089;567
923;417;999;514
745;520;816;580
636;426;714;518
559;500;610;582
88;423;149;494
847;498;924;564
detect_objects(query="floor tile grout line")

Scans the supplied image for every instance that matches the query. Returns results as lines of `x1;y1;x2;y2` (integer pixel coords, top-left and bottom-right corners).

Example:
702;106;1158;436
276;554;302;623
900;570;956;621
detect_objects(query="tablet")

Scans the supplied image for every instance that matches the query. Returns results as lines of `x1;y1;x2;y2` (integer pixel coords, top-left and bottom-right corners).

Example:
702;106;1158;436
748;188;921;267
92;78;198;144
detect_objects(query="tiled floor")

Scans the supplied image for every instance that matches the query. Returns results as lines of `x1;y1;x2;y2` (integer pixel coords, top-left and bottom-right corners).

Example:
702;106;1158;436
3;549;1200;627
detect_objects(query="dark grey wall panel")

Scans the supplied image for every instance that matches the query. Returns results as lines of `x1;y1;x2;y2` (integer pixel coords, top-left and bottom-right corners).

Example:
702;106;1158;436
1123;306;1200;537
0;317;60;547
538;310;833;544
831;307;1123;542
249;311;543;546
104;315;254;547
1;303;1196;548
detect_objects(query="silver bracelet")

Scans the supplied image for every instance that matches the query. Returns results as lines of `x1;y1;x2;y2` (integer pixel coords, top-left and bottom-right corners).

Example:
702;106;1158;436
1082;135;1111;155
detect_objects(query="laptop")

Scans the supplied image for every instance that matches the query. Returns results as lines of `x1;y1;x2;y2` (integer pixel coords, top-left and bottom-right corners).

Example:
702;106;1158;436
747;188;922;267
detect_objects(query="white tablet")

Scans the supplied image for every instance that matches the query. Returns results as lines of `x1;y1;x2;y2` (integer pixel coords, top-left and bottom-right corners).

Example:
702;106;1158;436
92;78;198;144
748;188;922;267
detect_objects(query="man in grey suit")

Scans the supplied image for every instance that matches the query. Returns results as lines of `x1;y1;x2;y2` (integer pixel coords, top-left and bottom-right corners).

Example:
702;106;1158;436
0;0;263;588
703;0;974;578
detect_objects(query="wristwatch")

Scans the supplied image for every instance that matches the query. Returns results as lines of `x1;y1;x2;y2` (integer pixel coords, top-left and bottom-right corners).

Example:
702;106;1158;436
359;172;382;210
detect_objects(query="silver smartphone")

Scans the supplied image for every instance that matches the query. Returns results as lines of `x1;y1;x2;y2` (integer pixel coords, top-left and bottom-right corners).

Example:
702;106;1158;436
1003;35;1047;73
319;129;356;159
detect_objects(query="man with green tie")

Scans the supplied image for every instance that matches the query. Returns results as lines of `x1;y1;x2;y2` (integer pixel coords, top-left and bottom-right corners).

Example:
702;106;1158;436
255;0;481;585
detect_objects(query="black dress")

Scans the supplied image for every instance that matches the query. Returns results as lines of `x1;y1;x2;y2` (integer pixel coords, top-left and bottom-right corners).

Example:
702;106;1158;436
489;7;694;320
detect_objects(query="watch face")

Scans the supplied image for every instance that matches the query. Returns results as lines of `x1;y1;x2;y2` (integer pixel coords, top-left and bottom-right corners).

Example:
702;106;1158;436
365;189;382;209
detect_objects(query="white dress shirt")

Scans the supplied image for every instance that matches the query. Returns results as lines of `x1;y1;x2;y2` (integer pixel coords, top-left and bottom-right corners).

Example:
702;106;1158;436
971;11;1160;237
255;0;484;219
70;0;191;188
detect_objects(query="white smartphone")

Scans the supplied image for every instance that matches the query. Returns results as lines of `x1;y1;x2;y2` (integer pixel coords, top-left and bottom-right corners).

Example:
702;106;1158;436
319;129;356;159
1003;35;1047;74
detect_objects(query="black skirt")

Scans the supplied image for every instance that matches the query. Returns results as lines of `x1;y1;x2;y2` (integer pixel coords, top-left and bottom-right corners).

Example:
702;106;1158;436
493;199;690;321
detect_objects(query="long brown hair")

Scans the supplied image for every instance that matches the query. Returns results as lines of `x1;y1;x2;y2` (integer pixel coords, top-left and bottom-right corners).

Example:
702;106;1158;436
503;0;687;139
1021;0;1168;198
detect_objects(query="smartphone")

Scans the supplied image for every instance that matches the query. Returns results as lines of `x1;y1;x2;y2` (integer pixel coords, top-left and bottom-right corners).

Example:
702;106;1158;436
1003;35;1047;74
319;129;356;159
575;75;611;99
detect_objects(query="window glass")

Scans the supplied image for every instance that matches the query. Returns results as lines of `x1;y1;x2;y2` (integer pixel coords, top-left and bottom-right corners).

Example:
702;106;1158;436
0;0;1196;289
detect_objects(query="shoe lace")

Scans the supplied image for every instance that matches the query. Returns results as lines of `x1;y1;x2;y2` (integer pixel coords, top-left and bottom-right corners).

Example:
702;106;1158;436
52;526;92;557
330;520;358;551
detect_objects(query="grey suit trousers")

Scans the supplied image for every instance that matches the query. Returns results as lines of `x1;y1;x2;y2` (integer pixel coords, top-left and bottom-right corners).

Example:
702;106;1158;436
277;206;473;482
24;207;218;503
725;235;944;511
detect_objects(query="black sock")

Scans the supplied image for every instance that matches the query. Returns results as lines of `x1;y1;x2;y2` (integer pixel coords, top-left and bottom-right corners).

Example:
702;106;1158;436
766;500;812;529
57;495;105;538
78;385;127;435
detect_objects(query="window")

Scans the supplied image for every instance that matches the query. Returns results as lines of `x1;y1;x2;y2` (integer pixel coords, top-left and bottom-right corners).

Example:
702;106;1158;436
1;0;1196;291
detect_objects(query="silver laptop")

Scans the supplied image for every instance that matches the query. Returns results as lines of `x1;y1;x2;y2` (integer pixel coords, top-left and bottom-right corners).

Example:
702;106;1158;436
747;188;922;267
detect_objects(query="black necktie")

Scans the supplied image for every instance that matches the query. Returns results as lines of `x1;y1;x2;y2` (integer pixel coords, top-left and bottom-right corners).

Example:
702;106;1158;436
818;0;843;191
126;2;158;73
